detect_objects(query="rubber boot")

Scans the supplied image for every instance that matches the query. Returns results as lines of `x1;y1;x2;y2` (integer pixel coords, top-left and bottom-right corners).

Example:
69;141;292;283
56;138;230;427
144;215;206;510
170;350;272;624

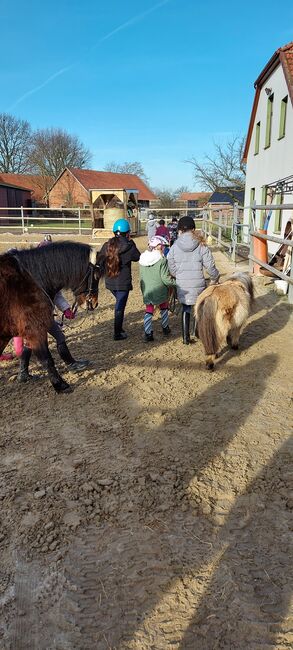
144;332;154;342
191;315;198;338
57;342;90;372
182;312;191;345
114;311;127;340
18;346;37;382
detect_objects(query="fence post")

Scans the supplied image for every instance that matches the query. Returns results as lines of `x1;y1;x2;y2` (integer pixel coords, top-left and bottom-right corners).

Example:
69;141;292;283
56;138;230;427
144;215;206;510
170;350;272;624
78;208;81;235
249;224;254;273
20;206;25;234
231;202;238;263
218;210;222;246
288;251;293;304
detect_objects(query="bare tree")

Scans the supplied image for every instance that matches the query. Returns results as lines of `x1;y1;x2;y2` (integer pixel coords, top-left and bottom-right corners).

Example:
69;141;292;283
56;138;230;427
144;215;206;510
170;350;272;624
186;136;246;197
0;113;32;173
104;161;149;183
29;128;92;180
153;186;190;209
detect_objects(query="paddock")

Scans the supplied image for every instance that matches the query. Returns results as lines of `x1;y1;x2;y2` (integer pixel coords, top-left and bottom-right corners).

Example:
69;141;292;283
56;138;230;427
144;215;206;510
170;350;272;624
0;240;292;649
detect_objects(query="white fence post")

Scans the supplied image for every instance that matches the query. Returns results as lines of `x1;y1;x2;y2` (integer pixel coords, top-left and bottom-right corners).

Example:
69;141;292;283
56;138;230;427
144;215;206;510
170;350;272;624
218;210;222;246
288;252;293;304
78;208;81;235
231;202;239;263
20;206;25;234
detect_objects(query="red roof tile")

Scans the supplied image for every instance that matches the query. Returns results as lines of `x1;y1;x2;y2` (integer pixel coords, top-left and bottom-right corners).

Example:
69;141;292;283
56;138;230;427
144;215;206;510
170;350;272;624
67;168;157;201
179;192;211;201
0;173;53;202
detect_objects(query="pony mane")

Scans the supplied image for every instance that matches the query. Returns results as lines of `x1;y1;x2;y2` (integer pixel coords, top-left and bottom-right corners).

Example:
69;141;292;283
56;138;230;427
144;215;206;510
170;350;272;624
14;241;92;297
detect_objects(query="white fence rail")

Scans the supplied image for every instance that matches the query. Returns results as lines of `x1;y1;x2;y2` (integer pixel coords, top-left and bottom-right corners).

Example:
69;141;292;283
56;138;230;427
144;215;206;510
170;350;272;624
0;207;94;235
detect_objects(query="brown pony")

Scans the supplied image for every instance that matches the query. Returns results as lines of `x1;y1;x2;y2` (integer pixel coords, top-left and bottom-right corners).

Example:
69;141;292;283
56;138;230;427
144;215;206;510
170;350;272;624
0;242;101;393
0;253;70;392
195;273;254;370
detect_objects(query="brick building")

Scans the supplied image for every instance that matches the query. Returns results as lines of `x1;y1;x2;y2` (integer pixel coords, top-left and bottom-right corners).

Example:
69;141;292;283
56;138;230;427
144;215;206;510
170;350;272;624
48;168;156;210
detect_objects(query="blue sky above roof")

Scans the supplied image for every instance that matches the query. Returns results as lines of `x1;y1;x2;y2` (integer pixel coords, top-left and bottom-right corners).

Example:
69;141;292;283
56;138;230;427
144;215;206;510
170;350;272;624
1;0;293;189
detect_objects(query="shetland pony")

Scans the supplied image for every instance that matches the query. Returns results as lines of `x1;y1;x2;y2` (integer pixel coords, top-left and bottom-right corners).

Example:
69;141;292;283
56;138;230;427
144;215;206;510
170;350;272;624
195;273;254;370
0;242;101;393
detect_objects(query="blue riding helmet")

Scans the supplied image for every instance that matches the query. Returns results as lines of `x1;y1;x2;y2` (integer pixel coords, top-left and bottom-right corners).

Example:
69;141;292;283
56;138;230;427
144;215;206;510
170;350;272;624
113;218;130;234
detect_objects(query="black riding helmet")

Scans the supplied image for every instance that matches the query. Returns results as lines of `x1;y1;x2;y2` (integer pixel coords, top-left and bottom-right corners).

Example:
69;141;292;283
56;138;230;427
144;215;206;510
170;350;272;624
178;216;195;231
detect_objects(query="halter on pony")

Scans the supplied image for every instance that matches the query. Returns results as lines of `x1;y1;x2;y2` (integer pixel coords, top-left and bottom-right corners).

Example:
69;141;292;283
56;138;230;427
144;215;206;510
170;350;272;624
72;247;100;313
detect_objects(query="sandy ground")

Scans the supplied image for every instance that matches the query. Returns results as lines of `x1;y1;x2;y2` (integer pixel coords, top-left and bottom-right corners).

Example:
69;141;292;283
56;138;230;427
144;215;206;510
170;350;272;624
0;239;292;650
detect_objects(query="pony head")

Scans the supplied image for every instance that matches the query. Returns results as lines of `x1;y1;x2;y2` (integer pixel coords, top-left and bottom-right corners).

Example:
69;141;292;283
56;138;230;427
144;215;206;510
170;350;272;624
73;248;102;311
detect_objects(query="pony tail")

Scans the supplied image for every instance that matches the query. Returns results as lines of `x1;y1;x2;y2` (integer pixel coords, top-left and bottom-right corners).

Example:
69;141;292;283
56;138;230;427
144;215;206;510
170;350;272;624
105;236;121;278
197;295;219;354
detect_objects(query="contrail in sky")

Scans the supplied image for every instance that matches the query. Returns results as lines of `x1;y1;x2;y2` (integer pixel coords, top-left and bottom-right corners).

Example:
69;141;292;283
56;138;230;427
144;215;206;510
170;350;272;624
8;0;172;110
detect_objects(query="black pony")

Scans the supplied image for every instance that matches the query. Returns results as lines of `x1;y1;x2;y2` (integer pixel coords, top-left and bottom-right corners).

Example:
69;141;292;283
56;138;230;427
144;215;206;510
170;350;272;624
1;242;101;393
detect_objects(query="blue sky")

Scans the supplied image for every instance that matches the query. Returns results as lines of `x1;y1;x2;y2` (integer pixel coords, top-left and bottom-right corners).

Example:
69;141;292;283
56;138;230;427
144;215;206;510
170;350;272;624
1;0;293;189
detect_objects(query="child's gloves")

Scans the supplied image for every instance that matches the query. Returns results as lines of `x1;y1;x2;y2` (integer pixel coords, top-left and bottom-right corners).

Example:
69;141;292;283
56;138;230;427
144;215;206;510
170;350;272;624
63;308;75;320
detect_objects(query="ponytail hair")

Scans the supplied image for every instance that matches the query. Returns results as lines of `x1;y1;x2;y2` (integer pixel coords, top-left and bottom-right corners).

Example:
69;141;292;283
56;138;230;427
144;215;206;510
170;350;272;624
105;236;121;278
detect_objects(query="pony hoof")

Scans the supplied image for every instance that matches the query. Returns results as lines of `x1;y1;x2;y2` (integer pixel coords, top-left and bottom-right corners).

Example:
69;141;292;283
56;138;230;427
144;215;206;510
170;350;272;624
206;363;215;371
231;344;239;350
54;382;73;394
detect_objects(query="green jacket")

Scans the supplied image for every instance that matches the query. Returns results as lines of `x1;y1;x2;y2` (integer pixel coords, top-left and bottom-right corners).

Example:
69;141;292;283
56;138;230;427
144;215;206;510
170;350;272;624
139;250;176;305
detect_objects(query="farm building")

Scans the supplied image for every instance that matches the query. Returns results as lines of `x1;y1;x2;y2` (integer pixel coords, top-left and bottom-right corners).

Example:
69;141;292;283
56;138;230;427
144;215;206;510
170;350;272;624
243;41;293;253
48;167;156;213
178;192;211;215
0;173;53;206
0;181;32;224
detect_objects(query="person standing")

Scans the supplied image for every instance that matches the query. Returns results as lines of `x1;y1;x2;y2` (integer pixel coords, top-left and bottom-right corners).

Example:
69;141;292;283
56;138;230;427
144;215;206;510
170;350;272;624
168;216;219;345
98;219;140;340
155;219;170;242
139;236;176;341
147;213;157;240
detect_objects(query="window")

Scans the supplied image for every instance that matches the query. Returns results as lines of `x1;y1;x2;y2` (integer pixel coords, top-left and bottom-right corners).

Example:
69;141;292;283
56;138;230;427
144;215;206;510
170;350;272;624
249;188;255;226
254;122;260;154
265;94;274;148
279;96;288;139
274;193;283;233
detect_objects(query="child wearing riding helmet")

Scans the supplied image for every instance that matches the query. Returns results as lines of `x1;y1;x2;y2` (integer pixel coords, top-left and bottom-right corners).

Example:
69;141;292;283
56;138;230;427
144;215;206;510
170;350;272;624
139;236;176;342
168;216;219;345
98;218;140;340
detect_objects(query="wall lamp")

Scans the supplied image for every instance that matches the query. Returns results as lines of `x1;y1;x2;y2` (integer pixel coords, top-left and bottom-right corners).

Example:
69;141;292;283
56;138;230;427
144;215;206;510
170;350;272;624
265;87;273;96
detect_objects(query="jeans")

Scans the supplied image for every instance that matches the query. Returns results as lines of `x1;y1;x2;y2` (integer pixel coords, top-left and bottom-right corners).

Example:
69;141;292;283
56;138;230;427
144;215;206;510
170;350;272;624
110;290;129;313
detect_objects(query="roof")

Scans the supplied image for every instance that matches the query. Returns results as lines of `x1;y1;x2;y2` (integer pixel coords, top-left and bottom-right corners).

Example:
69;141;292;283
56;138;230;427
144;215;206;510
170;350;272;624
53;168;157;201
243;41;293;162
0;173;53;202
0;180;32;192
208;189;244;204
179;192;211;202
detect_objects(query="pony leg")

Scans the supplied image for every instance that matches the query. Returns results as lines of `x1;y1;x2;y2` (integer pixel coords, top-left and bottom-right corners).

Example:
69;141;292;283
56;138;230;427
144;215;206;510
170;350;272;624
0;336;13;362
227;327;241;350
34;343;72;394
0;336;11;354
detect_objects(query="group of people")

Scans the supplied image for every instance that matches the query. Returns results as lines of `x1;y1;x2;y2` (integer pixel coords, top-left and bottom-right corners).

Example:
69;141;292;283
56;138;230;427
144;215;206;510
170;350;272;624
0;215;220;367
147;215;179;249
99;215;219;344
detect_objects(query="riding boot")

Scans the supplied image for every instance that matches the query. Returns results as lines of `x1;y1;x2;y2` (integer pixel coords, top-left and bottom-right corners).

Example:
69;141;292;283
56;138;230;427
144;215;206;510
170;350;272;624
57;342;90;372
191;315;198;338
182;312;191;345
114;311;127;340
18;346;36;382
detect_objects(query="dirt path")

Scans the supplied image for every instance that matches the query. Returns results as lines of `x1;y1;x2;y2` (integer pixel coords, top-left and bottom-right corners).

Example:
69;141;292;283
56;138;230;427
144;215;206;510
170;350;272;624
0;243;292;649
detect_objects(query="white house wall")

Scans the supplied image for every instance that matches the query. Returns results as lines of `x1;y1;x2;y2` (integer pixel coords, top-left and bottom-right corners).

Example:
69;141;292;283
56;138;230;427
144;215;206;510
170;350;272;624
244;64;293;254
